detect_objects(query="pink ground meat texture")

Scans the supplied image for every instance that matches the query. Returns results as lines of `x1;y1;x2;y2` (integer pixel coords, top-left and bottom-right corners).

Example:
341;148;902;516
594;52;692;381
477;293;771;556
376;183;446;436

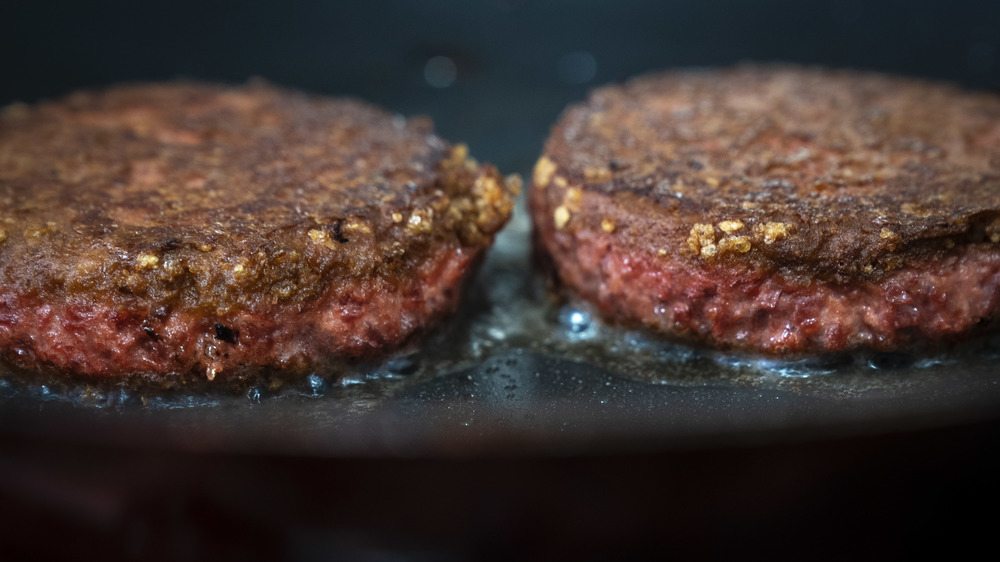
543;225;1000;354
0;247;473;380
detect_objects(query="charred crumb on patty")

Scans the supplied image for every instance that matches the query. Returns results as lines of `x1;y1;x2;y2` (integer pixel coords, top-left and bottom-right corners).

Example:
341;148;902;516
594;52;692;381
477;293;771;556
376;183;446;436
0;82;519;382
531;64;1000;356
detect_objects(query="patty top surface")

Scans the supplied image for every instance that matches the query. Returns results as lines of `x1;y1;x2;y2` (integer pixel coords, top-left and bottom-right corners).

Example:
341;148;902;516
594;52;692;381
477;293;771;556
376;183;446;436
0;82;515;313
539;65;1000;281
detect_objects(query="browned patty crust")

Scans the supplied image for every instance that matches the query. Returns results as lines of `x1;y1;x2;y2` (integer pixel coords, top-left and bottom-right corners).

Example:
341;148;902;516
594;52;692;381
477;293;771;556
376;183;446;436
0;82;518;381
531;65;1000;355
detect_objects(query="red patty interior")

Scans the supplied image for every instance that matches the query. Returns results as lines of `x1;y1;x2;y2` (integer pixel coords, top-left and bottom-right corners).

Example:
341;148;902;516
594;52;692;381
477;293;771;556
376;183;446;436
0;246;474;381
539;223;1000;355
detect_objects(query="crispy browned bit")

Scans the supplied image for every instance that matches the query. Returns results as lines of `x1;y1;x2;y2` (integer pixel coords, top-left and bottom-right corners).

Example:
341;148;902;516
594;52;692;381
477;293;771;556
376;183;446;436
531;65;1000;355
213;322;238;344
0;82;518;382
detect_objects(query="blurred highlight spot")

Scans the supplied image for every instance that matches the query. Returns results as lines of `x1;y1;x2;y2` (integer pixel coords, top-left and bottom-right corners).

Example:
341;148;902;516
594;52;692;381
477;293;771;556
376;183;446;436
424;56;457;88
557;51;597;85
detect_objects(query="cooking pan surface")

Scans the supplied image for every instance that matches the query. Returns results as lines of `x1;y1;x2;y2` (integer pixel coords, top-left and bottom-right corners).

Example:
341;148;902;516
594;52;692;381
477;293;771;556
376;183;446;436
4;209;999;458
2;0;999;460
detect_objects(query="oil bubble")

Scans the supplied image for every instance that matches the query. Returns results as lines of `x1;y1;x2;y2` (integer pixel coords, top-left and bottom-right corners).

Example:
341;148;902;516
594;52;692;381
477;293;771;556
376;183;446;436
558;307;596;341
307;373;327;395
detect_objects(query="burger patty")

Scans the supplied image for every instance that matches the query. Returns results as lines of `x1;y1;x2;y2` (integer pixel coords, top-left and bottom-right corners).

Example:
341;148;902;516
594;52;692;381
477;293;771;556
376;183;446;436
0;82;519;382
530;65;1000;355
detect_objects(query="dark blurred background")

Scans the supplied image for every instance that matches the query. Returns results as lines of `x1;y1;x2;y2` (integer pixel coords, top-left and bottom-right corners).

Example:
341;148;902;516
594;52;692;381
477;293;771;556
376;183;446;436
3;1;1000;559
4;0;999;176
